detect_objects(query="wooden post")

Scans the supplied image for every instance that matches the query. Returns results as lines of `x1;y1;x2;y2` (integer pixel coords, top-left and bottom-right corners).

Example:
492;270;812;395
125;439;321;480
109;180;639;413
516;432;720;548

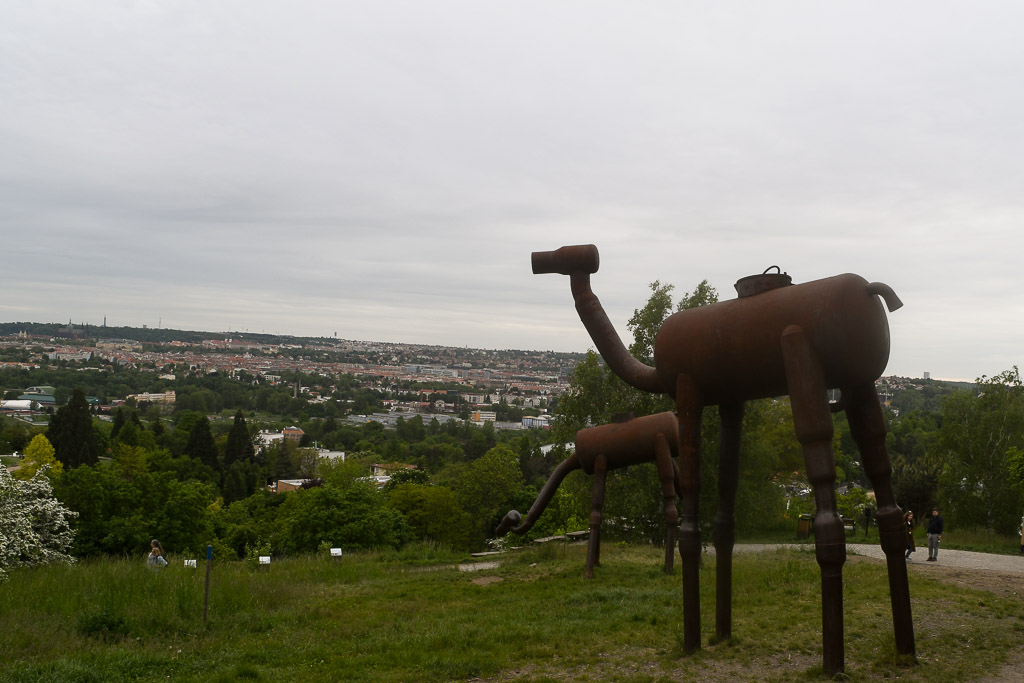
202;545;212;624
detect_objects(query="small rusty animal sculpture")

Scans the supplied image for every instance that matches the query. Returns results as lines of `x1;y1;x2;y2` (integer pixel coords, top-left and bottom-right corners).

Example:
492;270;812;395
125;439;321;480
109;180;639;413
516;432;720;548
497;411;681;578
531;244;914;676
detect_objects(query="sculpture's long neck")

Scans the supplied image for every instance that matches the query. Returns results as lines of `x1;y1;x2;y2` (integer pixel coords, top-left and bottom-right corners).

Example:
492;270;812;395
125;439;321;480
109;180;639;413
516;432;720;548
570;274;663;394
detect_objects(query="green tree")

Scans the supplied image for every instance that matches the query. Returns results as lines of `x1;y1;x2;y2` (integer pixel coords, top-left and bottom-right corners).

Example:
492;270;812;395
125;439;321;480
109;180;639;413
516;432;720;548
449;443;525;546
0;419;31;454
185;416;219;472
319;457;370;490
16;434;63;481
223;460;260;505
276;483;410;553
627;280;676;364
677;279;719;312
55;458;217;557
934;368;1024;534
380;467;429;493
395;415;426;443
891;453;942;519
224;411;255;466
47;388;100;468
110;407;127;442
387;483;471;548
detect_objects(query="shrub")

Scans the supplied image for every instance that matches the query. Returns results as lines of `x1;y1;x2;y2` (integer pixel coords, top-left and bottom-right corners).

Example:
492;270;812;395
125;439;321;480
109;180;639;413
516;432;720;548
0;466;77;580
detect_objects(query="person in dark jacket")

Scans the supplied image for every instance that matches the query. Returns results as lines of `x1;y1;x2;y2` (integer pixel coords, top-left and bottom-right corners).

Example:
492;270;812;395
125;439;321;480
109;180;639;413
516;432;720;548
926;508;944;561
904;510;916;559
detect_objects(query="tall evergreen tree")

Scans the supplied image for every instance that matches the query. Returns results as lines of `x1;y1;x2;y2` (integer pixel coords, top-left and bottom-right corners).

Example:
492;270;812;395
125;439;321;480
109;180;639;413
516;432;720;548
185;416;219;472
222;460;259;504
110;408;126;442
47;388;99;468
224;411;255;466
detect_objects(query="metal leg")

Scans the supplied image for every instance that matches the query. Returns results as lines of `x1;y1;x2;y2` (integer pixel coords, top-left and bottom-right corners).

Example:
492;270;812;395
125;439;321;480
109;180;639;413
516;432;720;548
846;383;916;658
714;401;743;643
675;374;703;652
781;325;845;676
653;432;679;574
585;454;607;579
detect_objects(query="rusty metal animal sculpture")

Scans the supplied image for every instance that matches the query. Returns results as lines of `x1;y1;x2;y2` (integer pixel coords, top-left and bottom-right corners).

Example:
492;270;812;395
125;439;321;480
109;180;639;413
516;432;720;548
497;411;681;578
531;244;914;676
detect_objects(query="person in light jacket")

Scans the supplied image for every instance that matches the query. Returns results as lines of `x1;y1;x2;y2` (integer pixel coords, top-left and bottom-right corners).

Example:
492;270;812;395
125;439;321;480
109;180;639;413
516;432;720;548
147;539;168;569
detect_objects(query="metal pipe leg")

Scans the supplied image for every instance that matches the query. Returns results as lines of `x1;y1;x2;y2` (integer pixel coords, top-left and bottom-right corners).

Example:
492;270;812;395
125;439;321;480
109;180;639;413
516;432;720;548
585;455;607;579
676;374;703;652
782;325;846;676
714;402;743;643
846;383;916;658
653;432;679;574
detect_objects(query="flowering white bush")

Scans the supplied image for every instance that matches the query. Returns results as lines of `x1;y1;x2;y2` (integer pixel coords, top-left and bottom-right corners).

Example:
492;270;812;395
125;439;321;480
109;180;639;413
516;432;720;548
0;465;77;580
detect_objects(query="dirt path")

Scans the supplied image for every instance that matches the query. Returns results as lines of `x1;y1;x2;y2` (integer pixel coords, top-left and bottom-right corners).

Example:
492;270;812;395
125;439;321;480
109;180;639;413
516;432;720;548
729;542;1024;575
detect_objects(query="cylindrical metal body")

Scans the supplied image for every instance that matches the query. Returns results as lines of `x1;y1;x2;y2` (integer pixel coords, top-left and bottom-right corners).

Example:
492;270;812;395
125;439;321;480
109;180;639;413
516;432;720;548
573;411;679;475
654;274;890;405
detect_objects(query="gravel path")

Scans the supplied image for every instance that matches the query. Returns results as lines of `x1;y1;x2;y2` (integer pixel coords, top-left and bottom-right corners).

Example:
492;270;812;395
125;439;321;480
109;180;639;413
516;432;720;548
849;543;1024;573
724;542;1024;574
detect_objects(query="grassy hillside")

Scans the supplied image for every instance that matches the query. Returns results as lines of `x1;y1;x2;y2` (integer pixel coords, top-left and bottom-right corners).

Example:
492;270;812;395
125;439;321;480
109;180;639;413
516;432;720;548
2;543;1022;682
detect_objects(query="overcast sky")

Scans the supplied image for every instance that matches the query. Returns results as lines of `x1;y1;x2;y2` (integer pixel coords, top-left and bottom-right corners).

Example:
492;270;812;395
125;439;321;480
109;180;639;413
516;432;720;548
3;2;1023;381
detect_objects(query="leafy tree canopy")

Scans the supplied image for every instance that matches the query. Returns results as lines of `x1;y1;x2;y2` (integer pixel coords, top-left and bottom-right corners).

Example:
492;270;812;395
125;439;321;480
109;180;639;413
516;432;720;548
16;434;63;481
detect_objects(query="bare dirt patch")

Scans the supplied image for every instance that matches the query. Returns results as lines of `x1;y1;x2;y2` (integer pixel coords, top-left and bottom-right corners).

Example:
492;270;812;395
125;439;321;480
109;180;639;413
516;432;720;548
471;575;504;586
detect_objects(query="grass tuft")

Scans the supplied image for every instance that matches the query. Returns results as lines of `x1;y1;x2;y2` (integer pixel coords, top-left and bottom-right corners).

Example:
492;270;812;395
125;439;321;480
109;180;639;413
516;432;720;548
76;608;129;640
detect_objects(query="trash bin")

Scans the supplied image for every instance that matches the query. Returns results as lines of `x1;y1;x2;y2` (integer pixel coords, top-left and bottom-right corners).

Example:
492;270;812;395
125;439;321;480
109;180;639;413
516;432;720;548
797;514;812;540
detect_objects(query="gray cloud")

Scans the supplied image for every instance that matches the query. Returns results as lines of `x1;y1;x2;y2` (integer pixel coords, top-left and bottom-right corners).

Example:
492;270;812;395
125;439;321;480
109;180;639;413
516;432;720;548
3;1;1024;380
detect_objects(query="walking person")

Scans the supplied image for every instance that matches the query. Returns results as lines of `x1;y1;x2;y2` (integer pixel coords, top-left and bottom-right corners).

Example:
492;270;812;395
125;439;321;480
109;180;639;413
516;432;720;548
147;539;168;570
904;510;916;560
926;508;944;562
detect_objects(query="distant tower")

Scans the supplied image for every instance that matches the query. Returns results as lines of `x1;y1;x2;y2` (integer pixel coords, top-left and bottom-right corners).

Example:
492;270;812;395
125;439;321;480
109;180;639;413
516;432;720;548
103;316;106;327
923;372;931;380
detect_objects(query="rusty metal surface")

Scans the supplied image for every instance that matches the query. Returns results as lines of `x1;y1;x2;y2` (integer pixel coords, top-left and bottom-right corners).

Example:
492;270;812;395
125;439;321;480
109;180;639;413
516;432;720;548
574;411;679;475
495;411;681;577
530;243;915;676
654;273;892;405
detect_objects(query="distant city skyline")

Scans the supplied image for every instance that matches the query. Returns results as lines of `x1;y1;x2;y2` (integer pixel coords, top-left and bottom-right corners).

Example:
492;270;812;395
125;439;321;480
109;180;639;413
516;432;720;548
5;2;1023;383
4;317;961;384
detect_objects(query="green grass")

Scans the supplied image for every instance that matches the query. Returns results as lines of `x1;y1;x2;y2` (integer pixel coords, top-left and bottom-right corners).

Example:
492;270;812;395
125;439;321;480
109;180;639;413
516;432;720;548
2;543;1022;681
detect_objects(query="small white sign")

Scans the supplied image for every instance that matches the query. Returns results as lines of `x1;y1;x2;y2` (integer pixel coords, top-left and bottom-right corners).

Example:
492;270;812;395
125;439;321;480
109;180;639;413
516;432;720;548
259;556;271;565
184;559;198;568
330;548;343;557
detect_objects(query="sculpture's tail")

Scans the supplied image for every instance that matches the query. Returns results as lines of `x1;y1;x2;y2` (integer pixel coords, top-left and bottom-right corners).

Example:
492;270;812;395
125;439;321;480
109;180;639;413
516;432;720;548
496;453;581;535
866;282;903;312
